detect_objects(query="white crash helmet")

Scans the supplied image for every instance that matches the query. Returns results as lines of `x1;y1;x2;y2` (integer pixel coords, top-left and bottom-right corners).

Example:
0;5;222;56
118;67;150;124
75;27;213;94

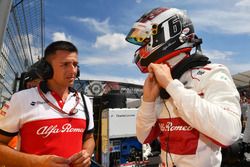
126;7;198;73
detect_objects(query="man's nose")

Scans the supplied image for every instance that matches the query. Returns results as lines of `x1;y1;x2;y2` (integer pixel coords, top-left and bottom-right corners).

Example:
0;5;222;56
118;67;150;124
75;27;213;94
69;64;77;73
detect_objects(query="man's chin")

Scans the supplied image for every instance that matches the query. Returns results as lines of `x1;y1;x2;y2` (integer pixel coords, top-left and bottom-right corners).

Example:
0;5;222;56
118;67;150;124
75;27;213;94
68;81;74;87
68;78;75;82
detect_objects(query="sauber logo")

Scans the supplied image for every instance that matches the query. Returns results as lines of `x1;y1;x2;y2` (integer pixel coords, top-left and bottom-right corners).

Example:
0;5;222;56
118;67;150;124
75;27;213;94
30;101;46;106
159;122;193;132
37;123;85;138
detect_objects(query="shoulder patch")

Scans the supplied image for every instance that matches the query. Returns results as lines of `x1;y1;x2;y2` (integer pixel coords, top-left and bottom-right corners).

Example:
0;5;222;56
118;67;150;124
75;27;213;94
190;64;213;81
0;101;10;118
214;72;230;81
190;68;205;81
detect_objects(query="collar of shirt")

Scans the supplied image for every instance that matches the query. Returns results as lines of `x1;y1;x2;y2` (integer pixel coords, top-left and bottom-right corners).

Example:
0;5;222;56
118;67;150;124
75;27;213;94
39;81;76;109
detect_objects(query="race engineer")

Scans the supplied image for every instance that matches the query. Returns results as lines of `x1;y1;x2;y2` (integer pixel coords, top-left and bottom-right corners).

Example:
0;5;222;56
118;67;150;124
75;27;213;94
0;41;95;167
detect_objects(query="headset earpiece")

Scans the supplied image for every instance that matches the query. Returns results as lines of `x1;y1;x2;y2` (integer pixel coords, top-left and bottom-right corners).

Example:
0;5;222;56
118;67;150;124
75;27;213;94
35;58;80;80
36;58;53;80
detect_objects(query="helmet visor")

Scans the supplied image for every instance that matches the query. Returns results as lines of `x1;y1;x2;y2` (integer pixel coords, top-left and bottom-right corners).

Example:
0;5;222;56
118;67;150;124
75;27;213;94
125;23;151;46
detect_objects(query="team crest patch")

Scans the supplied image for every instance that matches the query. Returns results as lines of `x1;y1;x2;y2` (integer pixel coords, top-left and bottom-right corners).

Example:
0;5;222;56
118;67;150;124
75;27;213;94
0;101;10;118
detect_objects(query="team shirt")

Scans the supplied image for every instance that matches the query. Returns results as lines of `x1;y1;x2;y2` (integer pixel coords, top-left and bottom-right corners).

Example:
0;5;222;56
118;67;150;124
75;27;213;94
0;81;94;158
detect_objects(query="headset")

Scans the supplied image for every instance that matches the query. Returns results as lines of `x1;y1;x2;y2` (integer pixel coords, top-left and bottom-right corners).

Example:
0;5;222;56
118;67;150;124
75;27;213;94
30;58;80;80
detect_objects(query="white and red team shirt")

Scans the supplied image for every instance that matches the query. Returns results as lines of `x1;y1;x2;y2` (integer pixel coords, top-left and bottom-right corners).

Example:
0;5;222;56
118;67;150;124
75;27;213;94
0;83;94;158
137;64;242;167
